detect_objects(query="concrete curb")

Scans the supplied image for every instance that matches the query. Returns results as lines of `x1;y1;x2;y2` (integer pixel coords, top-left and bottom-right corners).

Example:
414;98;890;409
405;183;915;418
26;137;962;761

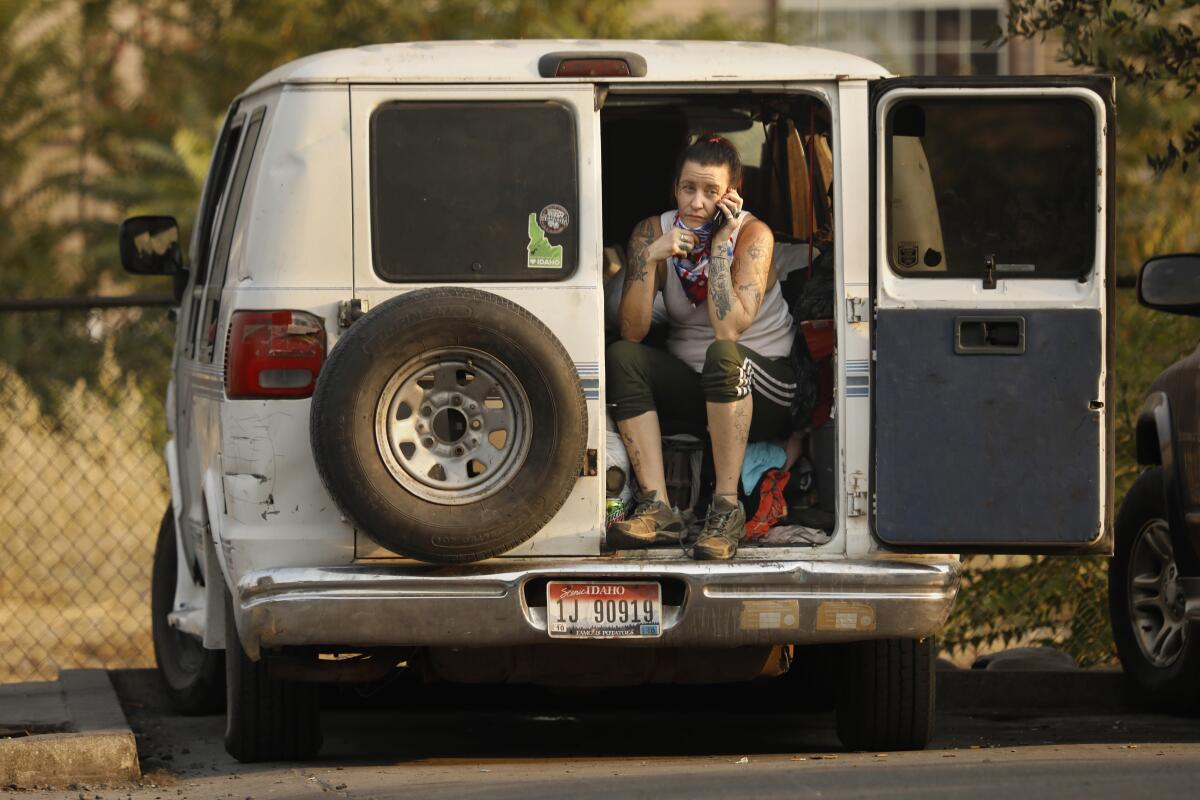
0;669;140;788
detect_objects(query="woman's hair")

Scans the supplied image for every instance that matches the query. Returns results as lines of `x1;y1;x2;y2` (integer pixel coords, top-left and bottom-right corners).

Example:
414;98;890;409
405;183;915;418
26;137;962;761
673;133;743;189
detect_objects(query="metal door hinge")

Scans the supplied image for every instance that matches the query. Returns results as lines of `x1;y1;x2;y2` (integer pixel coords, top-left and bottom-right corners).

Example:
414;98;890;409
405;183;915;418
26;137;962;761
847;297;868;324
338;298;369;329
846;471;868;517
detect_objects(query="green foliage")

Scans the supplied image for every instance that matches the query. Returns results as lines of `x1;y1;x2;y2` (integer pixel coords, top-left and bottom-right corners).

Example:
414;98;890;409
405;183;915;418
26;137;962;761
1008;1;1200;174
942;555;1114;665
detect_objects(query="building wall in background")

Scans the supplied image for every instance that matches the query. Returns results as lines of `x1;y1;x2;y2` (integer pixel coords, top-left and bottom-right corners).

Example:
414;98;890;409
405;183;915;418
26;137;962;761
641;0;1056;76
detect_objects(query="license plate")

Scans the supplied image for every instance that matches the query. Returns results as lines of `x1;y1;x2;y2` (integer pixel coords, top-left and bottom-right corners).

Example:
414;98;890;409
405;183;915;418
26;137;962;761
546;581;663;639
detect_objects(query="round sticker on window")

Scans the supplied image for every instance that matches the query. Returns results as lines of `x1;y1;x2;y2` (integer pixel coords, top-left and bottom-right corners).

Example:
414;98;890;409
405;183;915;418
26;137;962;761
538;204;570;234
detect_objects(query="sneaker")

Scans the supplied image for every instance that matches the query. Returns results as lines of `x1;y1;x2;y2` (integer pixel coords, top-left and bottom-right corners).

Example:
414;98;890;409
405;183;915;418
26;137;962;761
692;496;746;560
606;490;685;549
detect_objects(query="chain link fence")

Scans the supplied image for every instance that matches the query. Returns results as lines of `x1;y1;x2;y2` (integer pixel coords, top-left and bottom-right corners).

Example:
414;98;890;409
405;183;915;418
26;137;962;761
1;300;173;682
0;298;1115;683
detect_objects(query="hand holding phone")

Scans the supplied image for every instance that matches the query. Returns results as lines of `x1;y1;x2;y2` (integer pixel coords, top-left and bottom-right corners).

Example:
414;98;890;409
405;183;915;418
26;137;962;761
713;189;743;233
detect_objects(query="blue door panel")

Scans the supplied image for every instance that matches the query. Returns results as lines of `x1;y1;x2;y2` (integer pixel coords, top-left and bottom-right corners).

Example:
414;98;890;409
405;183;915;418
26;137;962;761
874;308;1102;547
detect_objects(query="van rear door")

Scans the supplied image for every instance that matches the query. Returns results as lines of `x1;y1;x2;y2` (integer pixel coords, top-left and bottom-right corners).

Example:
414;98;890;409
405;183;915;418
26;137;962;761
870;77;1115;554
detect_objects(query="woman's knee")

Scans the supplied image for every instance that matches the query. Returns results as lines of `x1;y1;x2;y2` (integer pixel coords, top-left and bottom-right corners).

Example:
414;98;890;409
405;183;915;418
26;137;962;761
701;340;748;403
606;339;651;379
606;339;656;419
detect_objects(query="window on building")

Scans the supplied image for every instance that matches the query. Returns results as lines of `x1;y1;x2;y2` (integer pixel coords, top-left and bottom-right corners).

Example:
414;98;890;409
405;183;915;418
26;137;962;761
783;2;1006;76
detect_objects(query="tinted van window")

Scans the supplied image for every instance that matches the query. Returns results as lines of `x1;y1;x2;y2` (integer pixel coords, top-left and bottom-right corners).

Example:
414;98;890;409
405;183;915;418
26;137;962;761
887;97;1096;280
371;101;579;282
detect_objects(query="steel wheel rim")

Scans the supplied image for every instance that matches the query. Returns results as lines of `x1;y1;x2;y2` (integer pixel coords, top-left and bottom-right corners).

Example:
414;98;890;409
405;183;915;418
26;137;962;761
374;347;531;505
1129;517;1189;668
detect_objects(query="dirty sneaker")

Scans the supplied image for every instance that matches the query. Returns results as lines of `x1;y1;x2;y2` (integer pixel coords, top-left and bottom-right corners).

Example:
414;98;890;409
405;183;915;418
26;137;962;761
607;490;685;549
692;496;746;560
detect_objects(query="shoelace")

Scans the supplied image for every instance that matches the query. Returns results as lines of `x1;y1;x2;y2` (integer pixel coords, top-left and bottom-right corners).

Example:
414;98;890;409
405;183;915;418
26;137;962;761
629;494;661;518
699;506;739;540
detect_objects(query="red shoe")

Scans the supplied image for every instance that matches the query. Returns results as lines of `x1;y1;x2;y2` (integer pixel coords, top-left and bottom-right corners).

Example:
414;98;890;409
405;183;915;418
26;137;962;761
745;468;791;539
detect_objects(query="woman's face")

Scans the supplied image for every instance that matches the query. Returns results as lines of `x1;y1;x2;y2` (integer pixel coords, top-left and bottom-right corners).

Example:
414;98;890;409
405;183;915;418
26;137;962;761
674;160;731;228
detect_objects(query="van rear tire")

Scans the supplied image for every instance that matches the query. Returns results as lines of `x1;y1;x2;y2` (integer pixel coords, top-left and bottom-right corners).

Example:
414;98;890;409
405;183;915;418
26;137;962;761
834;637;935;751
224;593;322;763
150;507;224;715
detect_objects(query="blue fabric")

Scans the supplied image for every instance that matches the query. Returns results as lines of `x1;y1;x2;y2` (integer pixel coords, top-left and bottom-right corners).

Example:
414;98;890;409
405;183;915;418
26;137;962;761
741;441;787;492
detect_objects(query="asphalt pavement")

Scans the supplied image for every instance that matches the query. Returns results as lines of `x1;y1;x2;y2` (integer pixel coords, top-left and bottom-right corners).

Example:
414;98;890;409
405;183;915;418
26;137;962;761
5;669;1198;800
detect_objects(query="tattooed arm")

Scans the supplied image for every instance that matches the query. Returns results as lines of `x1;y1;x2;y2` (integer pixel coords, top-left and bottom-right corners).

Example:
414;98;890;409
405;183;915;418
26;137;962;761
705;218;775;340
617;216;662;342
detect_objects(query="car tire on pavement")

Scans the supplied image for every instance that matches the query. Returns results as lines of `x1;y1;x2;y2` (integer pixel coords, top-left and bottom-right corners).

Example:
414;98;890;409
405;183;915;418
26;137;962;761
224;591;322;763
1109;466;1200;711
834;637;935;751
150;506;224;715
310;287;587;564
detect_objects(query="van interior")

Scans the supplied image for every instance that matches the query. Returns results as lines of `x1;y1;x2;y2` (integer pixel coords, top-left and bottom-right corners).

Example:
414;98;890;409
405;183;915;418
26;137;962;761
599;92;838;545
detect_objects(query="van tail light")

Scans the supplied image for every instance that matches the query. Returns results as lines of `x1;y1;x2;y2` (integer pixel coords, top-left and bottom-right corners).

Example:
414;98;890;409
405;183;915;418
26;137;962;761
537;51;648;78
225;310;325;399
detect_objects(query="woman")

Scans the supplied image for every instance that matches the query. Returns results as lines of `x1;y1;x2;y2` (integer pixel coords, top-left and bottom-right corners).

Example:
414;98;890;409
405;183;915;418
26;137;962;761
608;134;797;560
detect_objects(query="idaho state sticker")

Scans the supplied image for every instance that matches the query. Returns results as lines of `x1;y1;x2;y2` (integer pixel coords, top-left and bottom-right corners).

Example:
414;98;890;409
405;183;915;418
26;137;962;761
526;213;564;269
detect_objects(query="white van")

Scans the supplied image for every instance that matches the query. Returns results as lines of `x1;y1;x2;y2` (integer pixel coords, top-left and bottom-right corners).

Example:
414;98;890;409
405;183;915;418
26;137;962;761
120;40;1115;762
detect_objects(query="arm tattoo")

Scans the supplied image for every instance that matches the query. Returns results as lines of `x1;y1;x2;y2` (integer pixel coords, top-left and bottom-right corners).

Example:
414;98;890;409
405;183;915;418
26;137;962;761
737;279;763;307
734;230;772;313
625;218;656;285
708;252;734;320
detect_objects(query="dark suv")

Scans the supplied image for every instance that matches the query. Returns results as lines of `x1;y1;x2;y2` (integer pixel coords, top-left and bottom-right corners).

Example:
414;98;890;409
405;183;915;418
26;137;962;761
1111;253;1200;707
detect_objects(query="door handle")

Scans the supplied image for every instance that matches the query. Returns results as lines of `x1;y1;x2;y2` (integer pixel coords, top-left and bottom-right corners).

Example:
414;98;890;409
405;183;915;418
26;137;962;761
954;316;1025;355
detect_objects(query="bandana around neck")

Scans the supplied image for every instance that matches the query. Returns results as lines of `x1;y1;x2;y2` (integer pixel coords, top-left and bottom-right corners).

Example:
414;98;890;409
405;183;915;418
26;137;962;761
670;213;717;306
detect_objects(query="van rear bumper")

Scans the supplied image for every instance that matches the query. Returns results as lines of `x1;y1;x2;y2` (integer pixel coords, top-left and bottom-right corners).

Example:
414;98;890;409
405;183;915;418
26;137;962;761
231;558;960;659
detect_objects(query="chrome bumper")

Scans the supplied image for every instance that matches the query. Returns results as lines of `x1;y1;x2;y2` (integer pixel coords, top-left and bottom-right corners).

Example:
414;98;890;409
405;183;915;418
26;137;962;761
232;558;961;659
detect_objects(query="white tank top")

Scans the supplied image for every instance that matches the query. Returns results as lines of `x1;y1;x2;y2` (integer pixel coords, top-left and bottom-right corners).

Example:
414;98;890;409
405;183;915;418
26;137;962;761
658;210;795;373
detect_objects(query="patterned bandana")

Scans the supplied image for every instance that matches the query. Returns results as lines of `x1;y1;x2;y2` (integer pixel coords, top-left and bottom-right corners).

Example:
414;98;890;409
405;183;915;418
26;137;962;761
669;213;717;306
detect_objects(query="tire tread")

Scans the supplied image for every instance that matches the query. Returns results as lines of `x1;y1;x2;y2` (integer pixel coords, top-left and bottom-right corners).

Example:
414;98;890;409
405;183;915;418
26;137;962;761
835;637;934;751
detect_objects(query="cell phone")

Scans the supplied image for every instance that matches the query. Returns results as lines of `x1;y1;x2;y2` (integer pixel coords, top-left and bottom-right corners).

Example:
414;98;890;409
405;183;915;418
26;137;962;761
712;207;726;230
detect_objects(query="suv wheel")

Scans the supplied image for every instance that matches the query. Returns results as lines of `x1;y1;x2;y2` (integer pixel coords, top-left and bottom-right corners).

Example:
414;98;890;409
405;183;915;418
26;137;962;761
1109;467;1200;710
224;593;322;762
150;507;224;715
834;637;935;751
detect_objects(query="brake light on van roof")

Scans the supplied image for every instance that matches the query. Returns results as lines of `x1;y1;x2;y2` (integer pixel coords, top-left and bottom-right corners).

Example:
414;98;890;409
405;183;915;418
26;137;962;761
537;51;648;78
225;310;325;399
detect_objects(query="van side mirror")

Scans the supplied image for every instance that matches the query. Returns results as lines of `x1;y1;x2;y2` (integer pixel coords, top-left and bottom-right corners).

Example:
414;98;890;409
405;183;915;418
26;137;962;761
1138;254;1200;316
119;215;183;276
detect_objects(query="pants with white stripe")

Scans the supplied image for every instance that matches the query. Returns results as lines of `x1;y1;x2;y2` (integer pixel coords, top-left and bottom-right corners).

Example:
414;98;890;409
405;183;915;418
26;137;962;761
607;339;796;441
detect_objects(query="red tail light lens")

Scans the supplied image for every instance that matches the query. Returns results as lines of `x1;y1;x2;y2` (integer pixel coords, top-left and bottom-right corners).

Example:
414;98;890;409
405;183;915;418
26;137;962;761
225;310;325;399
555;58;632;77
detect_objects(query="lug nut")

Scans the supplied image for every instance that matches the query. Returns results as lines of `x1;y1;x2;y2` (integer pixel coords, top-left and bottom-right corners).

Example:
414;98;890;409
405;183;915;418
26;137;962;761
454;446;465;456
451;395;462;406
421;437;434;449
470;419;482;430
421;405;432;416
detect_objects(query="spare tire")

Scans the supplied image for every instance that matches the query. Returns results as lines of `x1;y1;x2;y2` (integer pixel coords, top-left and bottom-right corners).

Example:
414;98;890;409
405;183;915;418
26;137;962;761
311;288;587;563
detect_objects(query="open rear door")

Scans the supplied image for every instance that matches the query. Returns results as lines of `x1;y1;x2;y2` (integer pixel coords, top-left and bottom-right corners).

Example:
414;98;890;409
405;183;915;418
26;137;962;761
871;77;1115;554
